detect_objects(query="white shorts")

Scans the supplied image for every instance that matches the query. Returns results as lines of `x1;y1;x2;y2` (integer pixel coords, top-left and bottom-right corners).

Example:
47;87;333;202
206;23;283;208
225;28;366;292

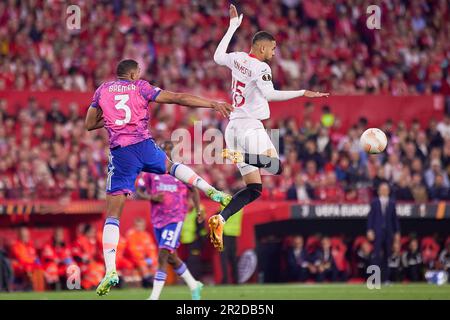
224;118;277;176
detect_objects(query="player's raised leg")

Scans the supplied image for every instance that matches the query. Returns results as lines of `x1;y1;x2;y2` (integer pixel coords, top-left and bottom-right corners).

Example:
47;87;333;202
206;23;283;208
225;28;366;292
166;160;231;206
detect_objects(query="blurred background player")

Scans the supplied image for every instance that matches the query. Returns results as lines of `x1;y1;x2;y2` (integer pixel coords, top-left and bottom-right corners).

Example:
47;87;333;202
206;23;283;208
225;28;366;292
124;218;158;288
137;141;204;300
220;205;243;284
85;59;233;296
209;5;330;251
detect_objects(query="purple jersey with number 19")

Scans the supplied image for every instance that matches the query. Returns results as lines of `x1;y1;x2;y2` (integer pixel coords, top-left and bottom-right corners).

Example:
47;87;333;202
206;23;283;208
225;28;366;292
90;79;161;148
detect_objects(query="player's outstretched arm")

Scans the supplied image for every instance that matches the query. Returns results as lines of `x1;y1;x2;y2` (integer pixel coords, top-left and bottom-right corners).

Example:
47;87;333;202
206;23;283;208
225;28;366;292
260;86;329;101
155;90;233;117
85;106;104;131
256;72;329;101
213;4;243;66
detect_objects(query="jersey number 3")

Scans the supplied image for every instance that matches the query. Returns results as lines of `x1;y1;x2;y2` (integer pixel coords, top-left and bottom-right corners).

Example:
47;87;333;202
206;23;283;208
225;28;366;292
114;94;131;125
231;78;246;108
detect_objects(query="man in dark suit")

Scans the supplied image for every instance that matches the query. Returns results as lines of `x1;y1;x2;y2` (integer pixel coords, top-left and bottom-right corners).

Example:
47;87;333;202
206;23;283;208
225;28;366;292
367;183;400;283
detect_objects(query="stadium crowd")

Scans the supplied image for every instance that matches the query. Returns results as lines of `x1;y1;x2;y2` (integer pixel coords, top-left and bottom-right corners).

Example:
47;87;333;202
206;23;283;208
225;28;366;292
0;0;449;95
1;96;450;203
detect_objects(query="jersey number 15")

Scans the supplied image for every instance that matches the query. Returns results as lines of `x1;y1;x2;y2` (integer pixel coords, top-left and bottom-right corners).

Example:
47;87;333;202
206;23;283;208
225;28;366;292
231;78;246;108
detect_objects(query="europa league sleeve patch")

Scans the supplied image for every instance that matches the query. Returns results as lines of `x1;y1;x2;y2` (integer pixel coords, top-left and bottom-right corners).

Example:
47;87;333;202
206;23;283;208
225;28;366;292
262;73;272;81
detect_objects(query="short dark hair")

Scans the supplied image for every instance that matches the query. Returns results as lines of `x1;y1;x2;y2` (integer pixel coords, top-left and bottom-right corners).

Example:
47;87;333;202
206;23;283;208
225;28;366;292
116;59;138;77
252;31;275;45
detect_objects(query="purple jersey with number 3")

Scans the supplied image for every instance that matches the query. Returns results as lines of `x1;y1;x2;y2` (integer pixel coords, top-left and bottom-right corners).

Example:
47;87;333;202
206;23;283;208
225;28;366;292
90;79;161;148
140;173;188;229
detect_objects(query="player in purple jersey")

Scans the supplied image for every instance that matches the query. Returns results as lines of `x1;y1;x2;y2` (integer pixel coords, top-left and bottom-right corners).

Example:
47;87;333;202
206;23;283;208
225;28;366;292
137;141;204;300
85;59;233;296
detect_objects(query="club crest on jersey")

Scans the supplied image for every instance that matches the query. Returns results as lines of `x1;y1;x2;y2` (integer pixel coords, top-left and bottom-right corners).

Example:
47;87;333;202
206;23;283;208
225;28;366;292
262;74;272;81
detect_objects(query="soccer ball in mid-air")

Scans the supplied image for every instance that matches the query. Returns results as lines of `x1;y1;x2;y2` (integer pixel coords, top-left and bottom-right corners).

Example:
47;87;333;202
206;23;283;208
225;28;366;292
360;128;388;154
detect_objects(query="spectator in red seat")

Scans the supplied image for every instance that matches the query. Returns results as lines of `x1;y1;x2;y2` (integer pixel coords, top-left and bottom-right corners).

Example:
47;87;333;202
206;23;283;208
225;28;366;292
71;224;104;290
72;224;99;265
421;236;440;269
313;237;338;282
10;227;42;289
402;238;423;282
286;235;311;282
356;240;373;280
286;174;313;202
125;218;158;288
303;160;322;190
388;240;403;282
41;228;75;290
315;171;344;202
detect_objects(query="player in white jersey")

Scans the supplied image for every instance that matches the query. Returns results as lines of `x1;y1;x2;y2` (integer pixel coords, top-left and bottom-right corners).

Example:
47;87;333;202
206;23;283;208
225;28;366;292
208;5;329;251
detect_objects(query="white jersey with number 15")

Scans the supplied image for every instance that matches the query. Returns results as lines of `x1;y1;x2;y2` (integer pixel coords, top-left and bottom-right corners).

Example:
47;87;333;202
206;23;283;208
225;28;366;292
222;51;274;121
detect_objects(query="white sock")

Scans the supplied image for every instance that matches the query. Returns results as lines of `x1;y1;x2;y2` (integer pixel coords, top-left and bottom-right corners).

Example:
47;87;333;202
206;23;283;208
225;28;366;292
169;163;213;194
175;263;198;290
102;217;120;273
218;214;226;224
150;270;167;300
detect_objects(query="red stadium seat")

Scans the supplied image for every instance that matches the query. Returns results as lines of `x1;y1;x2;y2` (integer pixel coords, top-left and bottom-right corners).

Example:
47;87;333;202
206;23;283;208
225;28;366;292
421;236;440;265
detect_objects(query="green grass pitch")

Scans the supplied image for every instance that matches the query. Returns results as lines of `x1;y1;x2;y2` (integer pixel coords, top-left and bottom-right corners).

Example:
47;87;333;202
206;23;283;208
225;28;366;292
0;283;449;300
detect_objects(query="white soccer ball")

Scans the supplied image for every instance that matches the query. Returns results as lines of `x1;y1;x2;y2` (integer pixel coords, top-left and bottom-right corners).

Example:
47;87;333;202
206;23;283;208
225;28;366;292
360;128;388;154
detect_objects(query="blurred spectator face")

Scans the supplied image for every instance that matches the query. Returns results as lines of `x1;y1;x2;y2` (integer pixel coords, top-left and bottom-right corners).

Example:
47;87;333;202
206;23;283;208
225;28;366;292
417;131;427;144
361;242;372;255
87;181;97;198
378;183;390;197
295;174;305;186
306;160;317;175
19;227;30;242
292;236;304;249
306;140;317;153
326;171;337;185
282;165;292;179
431;159;442;173
339;156;349;169
321;237;331;250
262;175;275;188
287;150;298;163
412;174;422;186
434;174;444;187
51;99;60;111
398;174;410;187
393;241;401;254
54;228;65;243
409;239;418;252
388;153;399;165
83;225;96;239
134;218;146;232
411;158;423;172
